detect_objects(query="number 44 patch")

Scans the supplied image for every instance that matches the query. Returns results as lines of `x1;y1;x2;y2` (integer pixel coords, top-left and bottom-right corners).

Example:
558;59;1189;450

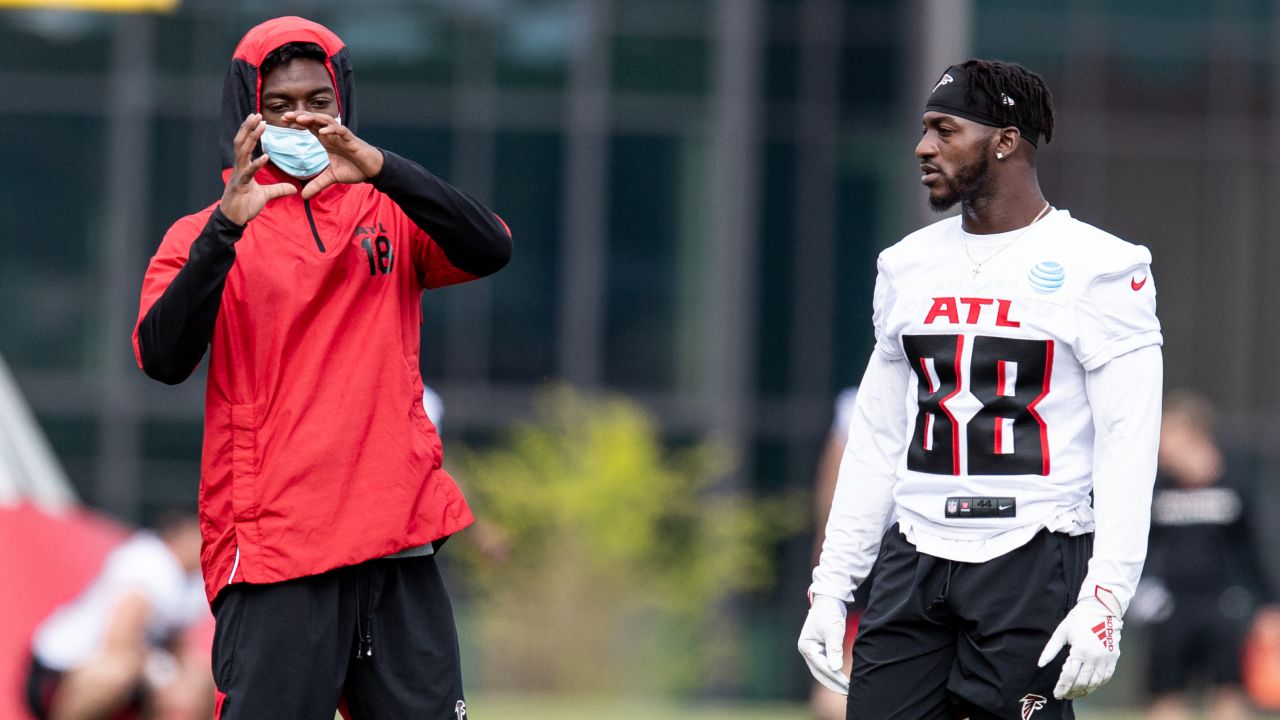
945;496;1016;518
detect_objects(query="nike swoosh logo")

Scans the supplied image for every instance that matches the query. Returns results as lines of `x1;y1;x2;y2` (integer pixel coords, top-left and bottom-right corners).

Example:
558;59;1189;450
1131;276;1147;291
998;505;1012;511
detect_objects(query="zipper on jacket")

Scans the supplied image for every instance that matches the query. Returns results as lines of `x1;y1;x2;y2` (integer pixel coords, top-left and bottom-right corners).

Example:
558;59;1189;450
303;199;326;253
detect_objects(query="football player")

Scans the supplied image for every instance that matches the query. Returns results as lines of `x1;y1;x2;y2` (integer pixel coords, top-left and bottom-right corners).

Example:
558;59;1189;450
799;59;1162;719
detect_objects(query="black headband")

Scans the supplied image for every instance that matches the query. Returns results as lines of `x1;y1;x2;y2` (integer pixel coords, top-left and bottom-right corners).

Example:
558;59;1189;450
925;65;1040;147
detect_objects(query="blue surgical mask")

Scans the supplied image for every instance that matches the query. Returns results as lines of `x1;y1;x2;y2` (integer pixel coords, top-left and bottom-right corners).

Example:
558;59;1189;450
259;116;340;179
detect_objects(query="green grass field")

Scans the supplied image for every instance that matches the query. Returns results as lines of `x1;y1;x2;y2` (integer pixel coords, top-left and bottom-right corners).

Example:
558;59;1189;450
327;693;1280;719
454;695;1148;719
466;696;806;719
326;690;1279;718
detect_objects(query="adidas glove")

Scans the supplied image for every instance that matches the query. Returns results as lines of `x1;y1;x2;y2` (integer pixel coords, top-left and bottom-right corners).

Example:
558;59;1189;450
798;594;849;694
1037;589;1123;700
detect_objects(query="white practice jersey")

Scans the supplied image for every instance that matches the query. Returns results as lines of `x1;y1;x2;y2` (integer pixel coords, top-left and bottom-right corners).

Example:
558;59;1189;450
867;209;1160;563
32;531;206;671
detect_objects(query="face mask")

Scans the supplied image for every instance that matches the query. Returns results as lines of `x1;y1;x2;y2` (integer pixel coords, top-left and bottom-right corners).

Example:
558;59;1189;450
259;116;340;179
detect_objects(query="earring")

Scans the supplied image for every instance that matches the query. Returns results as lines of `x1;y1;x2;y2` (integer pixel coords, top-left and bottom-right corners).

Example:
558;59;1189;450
996;152;1005;160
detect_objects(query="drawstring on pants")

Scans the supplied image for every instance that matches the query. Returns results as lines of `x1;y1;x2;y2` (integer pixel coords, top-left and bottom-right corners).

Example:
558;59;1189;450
355;566;374;660
929;560;955;611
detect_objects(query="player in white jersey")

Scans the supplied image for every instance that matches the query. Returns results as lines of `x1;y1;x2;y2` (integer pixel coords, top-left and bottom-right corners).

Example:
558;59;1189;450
26;514;210;720
798;59;1163;719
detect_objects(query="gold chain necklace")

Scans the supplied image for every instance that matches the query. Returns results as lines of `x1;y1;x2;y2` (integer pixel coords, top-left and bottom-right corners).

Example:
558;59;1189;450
962;202;1052;279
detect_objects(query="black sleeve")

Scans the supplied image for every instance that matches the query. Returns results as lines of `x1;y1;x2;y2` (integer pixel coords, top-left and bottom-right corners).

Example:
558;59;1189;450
369;150;512;277
136;207;244;385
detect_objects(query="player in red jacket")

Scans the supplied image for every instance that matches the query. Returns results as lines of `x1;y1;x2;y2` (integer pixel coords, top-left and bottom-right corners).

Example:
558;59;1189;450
133;16;510;719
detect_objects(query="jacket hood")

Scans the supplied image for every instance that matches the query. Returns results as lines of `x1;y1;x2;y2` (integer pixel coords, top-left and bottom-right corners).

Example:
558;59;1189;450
219;16;358;172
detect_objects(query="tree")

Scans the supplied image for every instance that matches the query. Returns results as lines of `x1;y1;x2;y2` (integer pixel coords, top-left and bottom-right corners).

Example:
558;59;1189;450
453;387;799;695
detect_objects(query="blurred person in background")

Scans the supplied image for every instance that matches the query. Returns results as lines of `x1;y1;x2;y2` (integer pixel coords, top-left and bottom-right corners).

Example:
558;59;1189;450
810;387;862;720
25;513;210;720
423;387;510;566
132;15;511;719
798;59;1163;718
1132;390;1280;720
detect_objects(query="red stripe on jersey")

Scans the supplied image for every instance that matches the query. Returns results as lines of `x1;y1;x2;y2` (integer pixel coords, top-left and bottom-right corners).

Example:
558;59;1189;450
942;334;965;475
1027;340;1054;475
919;357;936;393
994;416;1003;455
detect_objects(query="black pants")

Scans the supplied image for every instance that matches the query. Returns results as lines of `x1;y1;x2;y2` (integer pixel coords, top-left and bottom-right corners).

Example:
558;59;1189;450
211;553;464;720
1146;592;1250;696
24;654;145;720
847;525;1091;720
24;655;61;720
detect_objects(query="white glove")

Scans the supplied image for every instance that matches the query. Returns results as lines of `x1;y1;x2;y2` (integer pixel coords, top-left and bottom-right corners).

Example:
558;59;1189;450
1037;590;1123;700
798;594;850;694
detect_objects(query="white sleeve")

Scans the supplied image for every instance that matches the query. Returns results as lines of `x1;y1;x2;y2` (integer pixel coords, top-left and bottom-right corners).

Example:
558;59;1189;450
104;536;185;612
1078;344;1163;614
871;257;903;361
1073;252;1162;371
810;351;910;602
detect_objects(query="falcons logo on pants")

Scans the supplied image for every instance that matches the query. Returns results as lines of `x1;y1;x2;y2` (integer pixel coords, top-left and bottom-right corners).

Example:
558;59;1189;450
1020;693;1047;719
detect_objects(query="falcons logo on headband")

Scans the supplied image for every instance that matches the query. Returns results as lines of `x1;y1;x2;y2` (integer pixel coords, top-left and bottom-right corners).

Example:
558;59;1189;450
1020;693;1047;719
932;73;954;93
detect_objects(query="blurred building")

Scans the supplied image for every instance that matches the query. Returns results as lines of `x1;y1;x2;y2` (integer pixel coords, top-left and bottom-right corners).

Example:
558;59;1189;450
1;0;1278;700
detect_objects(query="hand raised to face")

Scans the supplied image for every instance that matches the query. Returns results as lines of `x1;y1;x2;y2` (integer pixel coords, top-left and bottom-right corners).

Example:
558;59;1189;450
281;111;385;200
219;113;298;226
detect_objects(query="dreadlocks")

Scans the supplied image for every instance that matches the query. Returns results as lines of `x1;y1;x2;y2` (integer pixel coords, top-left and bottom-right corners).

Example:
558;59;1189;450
959;59;1055;145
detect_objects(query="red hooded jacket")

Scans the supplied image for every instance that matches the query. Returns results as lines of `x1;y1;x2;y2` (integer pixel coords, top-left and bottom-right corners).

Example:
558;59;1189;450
133;17;510;603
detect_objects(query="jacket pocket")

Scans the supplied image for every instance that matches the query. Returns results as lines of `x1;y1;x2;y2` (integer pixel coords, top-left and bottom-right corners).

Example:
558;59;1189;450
407;387;443;470
400;353;443;470
230;403;259;521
